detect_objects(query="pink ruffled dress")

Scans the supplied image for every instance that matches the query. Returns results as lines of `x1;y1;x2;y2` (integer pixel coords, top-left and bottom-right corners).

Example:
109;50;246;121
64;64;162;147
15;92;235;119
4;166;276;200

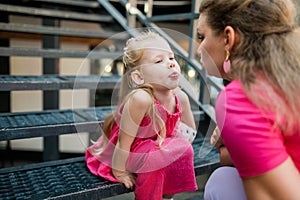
86;95;198;199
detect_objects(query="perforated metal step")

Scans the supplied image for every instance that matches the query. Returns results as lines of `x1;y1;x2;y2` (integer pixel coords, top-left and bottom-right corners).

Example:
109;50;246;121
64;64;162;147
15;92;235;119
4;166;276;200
0;106;115;141
0;47;124;58
0;137;220;200
0;75;121;91
0;106;205;141
0;22;129;39
0;3;112;23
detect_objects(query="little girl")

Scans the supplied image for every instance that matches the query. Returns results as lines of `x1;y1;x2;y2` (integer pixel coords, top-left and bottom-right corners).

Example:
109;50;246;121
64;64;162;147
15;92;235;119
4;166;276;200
86;31;198;200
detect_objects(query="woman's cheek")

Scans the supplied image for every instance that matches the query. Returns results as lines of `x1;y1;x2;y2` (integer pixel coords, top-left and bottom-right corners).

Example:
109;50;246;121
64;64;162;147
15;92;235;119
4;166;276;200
200;47;222;77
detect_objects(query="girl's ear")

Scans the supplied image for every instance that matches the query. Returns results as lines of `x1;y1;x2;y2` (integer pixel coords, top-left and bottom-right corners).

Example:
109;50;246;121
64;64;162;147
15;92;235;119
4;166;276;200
130;70;144;85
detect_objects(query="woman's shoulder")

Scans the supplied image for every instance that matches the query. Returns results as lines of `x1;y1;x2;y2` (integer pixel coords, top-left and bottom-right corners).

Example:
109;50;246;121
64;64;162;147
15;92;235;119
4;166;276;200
216;79;260;120
224;79;243;92
219;79;248;103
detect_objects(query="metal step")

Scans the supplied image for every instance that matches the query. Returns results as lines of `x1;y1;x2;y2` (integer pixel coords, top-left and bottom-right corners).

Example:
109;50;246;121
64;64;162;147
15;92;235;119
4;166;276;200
0;47;124;59
29;0;100;8
0;75;121;91
0;137;220;199
0;106;115;141
0;106;205;141
0;22;129;39
0;3;113;23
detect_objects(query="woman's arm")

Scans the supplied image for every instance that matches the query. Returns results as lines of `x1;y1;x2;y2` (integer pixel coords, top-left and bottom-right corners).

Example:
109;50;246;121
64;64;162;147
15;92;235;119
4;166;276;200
244;157;300;200
112;90;152;189
211;127;234;166
218;146;234;166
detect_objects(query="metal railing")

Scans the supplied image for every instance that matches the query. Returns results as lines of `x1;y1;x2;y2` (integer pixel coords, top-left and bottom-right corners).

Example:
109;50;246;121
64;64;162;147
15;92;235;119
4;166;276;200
100;0;224;122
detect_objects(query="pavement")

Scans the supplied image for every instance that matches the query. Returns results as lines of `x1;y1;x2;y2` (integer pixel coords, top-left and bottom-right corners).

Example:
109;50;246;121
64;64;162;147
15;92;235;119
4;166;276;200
103;174;209;200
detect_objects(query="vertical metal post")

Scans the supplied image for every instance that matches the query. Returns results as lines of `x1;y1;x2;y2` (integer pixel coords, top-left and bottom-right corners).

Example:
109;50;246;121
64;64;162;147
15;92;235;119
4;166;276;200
0;12;12;167
145;0;153;17
190;0;210;105
188;0;200;60
42;18;60;161
127;0;137;28
0;13;10;113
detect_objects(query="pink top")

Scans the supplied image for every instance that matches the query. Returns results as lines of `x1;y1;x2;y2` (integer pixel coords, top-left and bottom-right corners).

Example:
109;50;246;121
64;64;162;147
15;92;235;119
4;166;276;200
216;80;300;178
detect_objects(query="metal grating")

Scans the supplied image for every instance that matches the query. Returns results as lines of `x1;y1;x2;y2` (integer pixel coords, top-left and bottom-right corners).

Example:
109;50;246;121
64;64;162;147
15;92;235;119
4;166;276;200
0;106;115;141
0;4;111;23
0;138;220;200
0;23;129;39
0;75;121;91
0;47;124;59
0;157;131;200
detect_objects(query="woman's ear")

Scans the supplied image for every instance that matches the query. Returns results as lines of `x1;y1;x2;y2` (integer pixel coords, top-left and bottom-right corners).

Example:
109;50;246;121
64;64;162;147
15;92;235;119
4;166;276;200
130;70;144;85
224;26;237;50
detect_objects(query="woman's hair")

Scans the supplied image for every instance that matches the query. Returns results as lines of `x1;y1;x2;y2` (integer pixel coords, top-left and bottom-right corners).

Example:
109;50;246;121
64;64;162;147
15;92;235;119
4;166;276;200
200;0;300;133
92;31;168;155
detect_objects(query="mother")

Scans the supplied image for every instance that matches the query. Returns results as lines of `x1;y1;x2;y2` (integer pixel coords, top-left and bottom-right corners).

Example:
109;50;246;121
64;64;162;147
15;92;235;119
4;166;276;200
196;0;300;199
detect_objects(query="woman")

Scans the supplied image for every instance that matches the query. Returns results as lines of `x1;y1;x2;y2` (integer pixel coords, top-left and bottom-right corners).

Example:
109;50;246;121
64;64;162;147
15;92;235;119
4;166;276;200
196;0;300;199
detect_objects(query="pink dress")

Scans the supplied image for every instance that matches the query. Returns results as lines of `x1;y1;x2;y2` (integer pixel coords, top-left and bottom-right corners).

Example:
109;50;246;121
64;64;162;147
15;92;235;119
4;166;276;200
86;95;198;199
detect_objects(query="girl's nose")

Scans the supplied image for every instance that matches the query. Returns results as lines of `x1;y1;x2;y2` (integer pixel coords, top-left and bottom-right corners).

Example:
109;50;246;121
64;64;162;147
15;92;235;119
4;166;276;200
168;61;175;68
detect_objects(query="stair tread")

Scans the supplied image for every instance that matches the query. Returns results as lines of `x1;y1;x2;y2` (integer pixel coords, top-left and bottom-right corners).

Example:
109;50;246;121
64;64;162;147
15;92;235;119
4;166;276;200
0;138;220;199
0;75;121;90
0;47;124;58
29;0;100;8
0;3;112;23
0;22;129;39
0;106;115;140
0;105;204;141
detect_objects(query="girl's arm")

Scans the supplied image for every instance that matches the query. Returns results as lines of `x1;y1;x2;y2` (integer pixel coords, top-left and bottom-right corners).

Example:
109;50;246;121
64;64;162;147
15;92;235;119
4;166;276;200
175;88;196;130
112;90;152;189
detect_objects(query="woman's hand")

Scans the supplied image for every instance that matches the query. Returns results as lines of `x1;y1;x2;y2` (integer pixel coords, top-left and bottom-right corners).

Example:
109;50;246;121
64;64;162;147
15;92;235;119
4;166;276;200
112;169;136;189
210;126;223;147
211;127;234;166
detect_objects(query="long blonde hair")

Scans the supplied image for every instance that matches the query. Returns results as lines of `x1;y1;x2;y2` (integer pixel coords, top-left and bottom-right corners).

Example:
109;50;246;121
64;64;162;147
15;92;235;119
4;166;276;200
96;31;168;154
200;0;300;134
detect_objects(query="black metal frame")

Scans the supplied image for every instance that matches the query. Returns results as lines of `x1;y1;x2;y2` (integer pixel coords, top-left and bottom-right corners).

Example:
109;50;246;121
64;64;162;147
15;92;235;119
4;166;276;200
0;1;222;199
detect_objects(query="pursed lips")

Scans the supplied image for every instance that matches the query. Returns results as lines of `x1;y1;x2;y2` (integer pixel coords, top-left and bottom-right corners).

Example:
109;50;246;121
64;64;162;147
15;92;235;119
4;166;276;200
168;71;180;79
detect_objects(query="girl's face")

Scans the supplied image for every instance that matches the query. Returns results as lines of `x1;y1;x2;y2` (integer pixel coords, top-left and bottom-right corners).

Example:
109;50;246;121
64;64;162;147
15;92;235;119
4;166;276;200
138;39;181;91
196;14;226;78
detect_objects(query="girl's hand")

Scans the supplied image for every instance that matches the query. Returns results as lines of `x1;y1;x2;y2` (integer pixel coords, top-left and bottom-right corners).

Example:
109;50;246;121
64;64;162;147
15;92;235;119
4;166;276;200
210;127;223;147
112;169;136;189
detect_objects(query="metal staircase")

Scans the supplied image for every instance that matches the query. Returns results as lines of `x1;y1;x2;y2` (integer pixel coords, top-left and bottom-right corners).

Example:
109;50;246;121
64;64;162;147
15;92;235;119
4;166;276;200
0;0;222;199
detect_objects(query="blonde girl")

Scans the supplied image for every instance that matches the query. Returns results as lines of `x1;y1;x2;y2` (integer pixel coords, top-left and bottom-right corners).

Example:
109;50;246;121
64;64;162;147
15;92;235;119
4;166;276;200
86;31;198;200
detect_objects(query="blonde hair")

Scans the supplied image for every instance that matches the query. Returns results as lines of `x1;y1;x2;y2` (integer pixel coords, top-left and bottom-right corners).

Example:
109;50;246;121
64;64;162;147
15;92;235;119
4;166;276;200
92;31;168;155
200;0;300;134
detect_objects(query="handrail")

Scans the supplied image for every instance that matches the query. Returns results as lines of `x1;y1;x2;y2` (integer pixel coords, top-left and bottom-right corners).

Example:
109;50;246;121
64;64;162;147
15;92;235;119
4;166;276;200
114;0;224;93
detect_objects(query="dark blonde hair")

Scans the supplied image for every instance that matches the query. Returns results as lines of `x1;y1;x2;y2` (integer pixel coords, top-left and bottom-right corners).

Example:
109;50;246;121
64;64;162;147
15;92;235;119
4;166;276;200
200;0;300;133
94;31;168;155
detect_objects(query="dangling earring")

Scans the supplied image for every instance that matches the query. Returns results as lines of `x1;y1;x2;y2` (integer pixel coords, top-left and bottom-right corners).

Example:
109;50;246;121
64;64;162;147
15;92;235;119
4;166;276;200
223;50;231;73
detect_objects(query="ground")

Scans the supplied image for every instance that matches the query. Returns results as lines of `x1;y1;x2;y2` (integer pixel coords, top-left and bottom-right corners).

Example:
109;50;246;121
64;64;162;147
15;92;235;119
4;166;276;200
103;175;209;200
